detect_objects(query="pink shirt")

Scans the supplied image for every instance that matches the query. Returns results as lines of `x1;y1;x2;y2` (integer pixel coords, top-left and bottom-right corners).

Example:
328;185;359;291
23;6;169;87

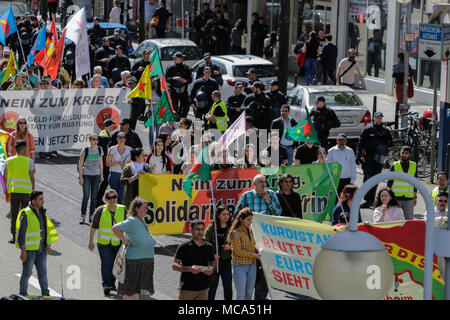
373;206;405;223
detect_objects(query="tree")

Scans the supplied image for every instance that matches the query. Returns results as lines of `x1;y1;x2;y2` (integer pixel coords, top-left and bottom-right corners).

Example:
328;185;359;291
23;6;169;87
139;0;146;43
277;0;289;94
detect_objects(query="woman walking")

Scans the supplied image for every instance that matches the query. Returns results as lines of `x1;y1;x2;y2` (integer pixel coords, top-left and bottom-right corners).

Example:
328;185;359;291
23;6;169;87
88;189;126;295
302;31;320;85
113;198;157;300
228;208;261;300
78;133;104;224
204;206;233;300
106;132;131;203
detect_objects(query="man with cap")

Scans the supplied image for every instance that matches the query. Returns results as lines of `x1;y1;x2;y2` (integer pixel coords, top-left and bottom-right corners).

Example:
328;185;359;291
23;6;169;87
244;68;263;95
88;17;107;47
226;82;246;124
309;96;340;148
358;111;393;208
97;119;117;207
127;77;147;130
195;53;222;85
190;66;219;121
266;80;286;124
242;81;271;130
131;49;151;80
111;119;143;149
107;46;131;86
108;29;128;56
166;52;193;119
95;37;115;75
327;133;356;197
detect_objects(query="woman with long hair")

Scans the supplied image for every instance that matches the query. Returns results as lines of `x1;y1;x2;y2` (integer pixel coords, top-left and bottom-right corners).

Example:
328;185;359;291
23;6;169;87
230;19;245;54
204;205;233;300
7;116;36;162
145;138;171;174
331;184;362;226
112;197;156;300
227;208;260;300
372;187;404;223
106;131;131;203
302;31;320;85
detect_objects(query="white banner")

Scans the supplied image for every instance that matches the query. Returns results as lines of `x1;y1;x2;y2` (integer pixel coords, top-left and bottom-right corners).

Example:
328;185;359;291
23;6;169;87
0;88;131;152
66;8;91;78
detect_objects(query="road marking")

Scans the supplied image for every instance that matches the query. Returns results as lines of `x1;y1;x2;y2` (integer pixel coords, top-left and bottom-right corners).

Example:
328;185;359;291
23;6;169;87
15;274;62;297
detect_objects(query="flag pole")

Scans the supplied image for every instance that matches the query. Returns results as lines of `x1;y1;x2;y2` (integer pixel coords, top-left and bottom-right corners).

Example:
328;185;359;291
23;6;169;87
15;30;27;68
209;179;219;274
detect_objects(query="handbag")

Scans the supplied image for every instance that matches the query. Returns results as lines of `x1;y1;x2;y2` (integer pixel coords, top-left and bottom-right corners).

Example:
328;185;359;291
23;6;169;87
407;76;414;99
150;16;159;28
112;244;128;284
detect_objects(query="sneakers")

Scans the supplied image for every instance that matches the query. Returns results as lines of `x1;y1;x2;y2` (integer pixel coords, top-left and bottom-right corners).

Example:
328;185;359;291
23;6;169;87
103;287;111;296
8;236;15;244
80;216;86;224
6;211;11;219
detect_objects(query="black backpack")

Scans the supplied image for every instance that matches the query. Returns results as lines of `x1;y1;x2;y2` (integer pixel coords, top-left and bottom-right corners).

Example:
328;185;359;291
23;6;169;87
81;146;103;167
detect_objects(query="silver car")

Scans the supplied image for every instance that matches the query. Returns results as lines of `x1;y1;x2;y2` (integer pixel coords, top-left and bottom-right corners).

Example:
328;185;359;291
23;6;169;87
287;85;371;142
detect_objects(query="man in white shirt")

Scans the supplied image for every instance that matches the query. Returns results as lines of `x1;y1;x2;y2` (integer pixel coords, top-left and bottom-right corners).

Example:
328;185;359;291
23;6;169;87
336;48;363;89
434;192;448;217
327;133;356;196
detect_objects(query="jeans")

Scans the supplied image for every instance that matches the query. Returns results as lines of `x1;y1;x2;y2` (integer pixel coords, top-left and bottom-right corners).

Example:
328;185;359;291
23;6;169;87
108;171;124;204
208;259;232;300
81;175;100;217
232;264;256;300
284;146;294;166
398;199;415;220
304;57;317;85
97;244;120;288
148;123;162;148
20;250;49;296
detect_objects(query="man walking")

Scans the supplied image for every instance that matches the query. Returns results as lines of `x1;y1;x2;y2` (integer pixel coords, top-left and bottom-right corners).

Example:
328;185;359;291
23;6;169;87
388;146;417;220
327;133;356;197
4;140;35;244
172;220;215;300
336;48;363;88
320;34;338;85
166;52;193;119
16;191;59;297
358;111;393;208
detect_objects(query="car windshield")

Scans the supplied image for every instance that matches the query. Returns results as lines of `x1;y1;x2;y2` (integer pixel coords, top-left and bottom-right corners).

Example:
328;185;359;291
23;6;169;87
161;46;202;60
233;65;275;78
135;42;156;56
309;91;363;106
0;3;28;16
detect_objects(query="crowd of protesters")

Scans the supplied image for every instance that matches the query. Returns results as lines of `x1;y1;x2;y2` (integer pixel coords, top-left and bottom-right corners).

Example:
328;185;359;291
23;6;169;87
2;1;448;302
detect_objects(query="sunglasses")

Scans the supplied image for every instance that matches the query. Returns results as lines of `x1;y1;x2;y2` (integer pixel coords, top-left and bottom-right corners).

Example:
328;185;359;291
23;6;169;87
105;195;117;200
18;122;27;125
117;136;126;139
438;199;448;203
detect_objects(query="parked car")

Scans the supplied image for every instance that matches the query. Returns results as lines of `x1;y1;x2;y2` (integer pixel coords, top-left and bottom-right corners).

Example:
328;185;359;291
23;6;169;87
189;55;277;102
287;85;371;146
0;2;28;17
86;22;134;55
129;38;202;72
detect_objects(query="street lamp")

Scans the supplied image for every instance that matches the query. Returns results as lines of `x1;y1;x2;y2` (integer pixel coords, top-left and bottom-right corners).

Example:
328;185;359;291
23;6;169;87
313;172;438;300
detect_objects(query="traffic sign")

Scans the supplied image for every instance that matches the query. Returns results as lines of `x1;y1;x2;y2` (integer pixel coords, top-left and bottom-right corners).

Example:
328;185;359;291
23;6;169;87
418;23;450;61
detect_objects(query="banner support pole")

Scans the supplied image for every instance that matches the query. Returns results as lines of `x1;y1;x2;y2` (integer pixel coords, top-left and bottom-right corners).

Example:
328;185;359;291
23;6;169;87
209;179;219;274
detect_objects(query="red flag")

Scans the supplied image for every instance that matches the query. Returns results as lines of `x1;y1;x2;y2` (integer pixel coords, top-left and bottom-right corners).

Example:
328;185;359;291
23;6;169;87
44;28;66;80
35;19;58;68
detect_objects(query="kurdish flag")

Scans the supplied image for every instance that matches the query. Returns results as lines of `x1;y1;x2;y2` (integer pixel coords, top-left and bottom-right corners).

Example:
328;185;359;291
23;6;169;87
0;7;17;45
148;49;164;76
144;89;175;127
285;106;320;144
27;23;47;66
0;49;17;85
127;64;152;100
183;145;212;198
0;129;9;195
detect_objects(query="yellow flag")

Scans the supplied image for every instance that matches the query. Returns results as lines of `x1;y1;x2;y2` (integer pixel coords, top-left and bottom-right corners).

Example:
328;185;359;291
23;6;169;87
0;50;17;85
127;65;152;100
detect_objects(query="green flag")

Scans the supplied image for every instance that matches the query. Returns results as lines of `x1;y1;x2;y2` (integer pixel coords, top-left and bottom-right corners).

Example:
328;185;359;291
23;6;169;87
285;107;320;144
144;90;175;127
183;145;212;198
148;49;164;76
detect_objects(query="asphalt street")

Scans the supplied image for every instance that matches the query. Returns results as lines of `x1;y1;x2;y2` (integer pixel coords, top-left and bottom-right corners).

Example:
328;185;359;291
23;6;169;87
0;82;437;300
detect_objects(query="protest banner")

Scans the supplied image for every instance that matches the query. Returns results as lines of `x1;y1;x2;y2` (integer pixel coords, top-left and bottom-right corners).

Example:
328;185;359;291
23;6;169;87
251;214;444;300
0;88;130;152
138;163;341;235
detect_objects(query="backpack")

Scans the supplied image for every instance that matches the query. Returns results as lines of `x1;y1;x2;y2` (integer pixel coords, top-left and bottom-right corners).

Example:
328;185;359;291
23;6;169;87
263;45;273;59
81;146;103;167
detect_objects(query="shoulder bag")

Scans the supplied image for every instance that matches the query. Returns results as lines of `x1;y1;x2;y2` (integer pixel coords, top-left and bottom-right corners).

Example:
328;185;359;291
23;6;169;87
112;244;128;284
339;60;356;84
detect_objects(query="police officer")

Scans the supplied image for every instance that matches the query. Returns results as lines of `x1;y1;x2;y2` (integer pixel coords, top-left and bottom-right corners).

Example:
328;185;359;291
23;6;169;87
358;111;393;208
266;80;287;124
195;52;223;86
95;37;115;76
107;45;131;86
243;68;263;95
242;81;271;130
17;14;34;35
190;66;219;121
226;82;246;124
108;29;128;56
131;49;151;81
309;96;340;148
166;52;192;119
88;17;106;47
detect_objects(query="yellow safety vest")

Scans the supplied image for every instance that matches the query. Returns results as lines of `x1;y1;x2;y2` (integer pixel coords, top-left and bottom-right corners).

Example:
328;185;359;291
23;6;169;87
15;206;59;251
208;100;228;132
392;161;417;199
6;155;32;194
97;205;125;246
